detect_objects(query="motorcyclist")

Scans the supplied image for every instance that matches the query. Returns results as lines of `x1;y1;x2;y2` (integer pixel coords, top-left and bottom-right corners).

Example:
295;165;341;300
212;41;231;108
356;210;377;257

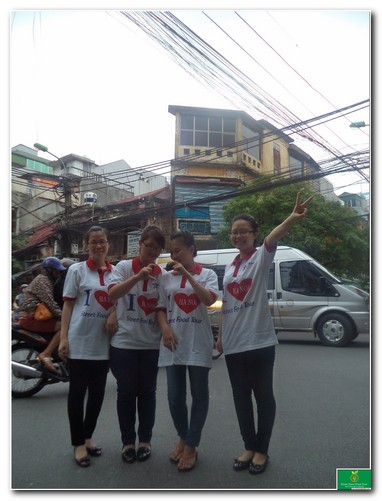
12;283;28;321
54;259;76;309
18;256;66;371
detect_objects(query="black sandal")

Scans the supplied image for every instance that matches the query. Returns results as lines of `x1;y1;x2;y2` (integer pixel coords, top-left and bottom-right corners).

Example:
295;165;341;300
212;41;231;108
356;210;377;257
137;446;151;462
75;455;90;467
86;446;102;457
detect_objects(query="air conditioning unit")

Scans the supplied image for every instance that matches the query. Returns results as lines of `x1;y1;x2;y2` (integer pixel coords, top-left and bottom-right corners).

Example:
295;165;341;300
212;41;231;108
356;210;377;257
83;192;97;205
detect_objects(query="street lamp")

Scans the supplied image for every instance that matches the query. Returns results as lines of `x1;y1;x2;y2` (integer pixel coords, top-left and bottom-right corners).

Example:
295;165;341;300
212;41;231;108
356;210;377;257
34;142;66;172
34;142;71;257
349;121;370;128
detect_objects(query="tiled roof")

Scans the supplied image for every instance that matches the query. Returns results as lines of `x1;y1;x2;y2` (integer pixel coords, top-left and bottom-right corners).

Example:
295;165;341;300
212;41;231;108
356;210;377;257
14;222;59;253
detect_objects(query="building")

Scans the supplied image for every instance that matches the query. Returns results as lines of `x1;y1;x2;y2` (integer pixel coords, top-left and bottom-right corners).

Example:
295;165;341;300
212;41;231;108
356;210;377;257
168;105;337;248
11;144;170;265
338;192;369;221
93;159;168;197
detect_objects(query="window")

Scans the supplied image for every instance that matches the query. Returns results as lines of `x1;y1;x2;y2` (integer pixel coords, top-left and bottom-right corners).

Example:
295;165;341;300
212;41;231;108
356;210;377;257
242;124;260;159
179;114;236;148
345;199;356;208
205;264;226;290
273;143;281;175
178;220;210;234
280;261;336;296
289;156;303;177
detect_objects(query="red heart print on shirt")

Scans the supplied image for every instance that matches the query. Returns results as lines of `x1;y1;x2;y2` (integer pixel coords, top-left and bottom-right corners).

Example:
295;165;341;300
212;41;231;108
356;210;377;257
174;293;201;314
138;296;158;316
95;291;114;310
227;279;253;301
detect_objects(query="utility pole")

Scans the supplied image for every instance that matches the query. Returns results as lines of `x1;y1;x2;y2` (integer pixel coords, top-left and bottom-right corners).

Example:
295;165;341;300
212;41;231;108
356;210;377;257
34;143;72;257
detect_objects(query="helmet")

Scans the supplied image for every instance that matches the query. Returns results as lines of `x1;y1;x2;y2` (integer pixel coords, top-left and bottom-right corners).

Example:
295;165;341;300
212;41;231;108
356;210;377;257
42;257;66;271
21;284;28;290
60;258;76;269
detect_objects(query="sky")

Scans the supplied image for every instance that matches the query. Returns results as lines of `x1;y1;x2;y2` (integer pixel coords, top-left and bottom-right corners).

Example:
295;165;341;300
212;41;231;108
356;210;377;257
9;6;371;197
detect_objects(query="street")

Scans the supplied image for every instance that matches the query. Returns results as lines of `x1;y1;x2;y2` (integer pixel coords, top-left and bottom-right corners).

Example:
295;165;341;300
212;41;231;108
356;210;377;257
11;332;370;491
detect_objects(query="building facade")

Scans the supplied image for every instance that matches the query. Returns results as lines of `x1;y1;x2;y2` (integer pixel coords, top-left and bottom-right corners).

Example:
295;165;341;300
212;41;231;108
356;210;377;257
168;105;337;248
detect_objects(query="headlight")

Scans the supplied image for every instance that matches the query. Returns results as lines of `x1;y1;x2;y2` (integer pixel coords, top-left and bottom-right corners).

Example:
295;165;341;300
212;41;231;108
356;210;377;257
208;300;222;311
349;285;369;302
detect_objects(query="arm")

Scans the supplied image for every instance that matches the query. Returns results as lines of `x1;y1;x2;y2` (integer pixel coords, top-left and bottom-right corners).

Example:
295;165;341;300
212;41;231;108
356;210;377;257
266;192;314;248
217;313;223;354
109;263;156;301
58;300;75;361
157;309;178;351
172;262;216;306
104;307;118;336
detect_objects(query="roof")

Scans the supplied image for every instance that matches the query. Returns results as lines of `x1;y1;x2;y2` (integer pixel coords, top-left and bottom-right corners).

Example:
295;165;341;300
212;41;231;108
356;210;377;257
173;175;243;186
108;186;170;206
13;222;59;254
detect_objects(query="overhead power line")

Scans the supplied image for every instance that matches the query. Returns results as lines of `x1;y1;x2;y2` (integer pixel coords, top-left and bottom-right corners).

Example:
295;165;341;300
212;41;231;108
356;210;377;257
12;98;369;217
115;10;369;188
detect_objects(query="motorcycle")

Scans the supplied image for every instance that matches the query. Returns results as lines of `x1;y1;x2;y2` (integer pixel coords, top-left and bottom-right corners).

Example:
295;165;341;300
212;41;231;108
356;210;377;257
11;323;69;398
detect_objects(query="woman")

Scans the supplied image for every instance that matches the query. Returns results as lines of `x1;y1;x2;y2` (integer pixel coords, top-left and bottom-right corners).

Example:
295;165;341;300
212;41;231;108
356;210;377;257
218;192;314;475
58;226;116;468
12;283;28;321
18;257;65;371
157;230;219;472
108;226;166;464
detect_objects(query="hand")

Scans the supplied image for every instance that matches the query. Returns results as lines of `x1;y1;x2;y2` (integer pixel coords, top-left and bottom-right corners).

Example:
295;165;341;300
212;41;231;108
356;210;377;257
105;309;118;336
292;192;315;218
170;261;188;277
58;339;69;361
139;263;156;280
162;330;178;351
216;337;223;354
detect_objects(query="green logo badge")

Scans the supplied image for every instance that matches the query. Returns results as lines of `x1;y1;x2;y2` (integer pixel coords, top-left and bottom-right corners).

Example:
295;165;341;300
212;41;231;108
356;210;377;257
337;469;371;490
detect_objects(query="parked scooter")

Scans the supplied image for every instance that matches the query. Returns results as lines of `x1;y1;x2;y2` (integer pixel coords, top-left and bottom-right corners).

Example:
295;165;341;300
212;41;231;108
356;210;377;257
12;323;69;398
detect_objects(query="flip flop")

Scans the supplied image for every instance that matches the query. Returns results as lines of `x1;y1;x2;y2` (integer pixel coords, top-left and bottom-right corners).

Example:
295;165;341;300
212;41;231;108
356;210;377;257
177;451;198;472
169;443;184;463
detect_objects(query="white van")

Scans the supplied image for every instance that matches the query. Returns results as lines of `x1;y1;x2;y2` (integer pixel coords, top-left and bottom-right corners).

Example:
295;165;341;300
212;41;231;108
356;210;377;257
157;246;369;347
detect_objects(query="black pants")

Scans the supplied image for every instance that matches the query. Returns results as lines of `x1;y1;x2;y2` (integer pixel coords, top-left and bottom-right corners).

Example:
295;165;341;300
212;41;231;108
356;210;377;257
110;347;159;446
67;358;109;447
225;346;276;455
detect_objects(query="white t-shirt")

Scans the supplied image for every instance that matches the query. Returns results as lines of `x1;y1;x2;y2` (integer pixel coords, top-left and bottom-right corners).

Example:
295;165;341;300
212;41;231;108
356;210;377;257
157;264;219;368
108;258;166;350
222;240;278;355
63;259;115;360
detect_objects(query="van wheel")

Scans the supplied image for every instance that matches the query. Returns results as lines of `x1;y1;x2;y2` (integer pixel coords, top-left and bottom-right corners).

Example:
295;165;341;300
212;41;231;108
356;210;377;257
316;313;354;347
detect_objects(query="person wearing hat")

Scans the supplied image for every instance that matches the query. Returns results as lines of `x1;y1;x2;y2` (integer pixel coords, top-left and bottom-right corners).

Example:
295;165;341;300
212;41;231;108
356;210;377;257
12;283;28;321
18;256;66;371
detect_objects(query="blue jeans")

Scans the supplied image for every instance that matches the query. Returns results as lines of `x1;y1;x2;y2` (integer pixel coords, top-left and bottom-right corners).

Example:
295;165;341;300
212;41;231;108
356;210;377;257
110;346;159;446
166;365;210;448
225;346;276;455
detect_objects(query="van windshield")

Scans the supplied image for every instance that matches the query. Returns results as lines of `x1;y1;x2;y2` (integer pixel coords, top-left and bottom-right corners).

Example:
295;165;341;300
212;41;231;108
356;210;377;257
309;261;342;284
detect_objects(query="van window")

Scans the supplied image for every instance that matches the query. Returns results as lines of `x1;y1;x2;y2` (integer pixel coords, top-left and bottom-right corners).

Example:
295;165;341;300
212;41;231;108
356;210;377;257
280;261;335;296
204;264;225;290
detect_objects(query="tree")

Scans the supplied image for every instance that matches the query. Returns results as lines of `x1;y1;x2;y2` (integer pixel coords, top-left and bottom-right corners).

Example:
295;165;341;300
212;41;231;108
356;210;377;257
12;235;28;274
217;182;369;285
